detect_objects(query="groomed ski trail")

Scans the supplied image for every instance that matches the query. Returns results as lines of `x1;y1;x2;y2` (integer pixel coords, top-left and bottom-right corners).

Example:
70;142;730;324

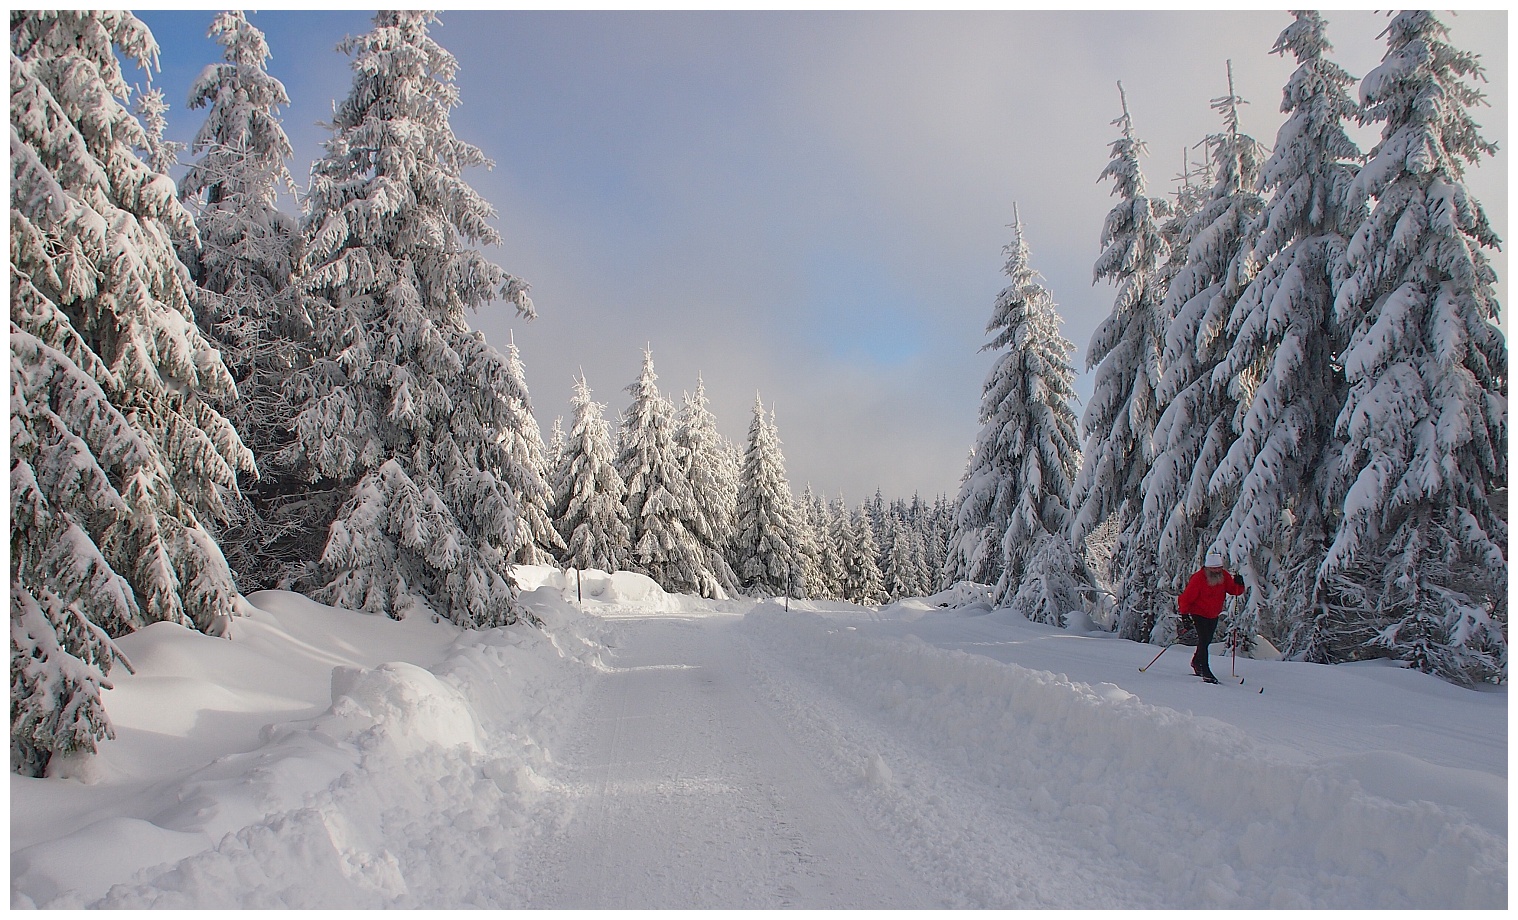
508;612;939;908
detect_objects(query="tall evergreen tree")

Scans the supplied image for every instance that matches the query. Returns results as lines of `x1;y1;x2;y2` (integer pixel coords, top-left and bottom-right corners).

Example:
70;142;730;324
1070;83;1172;641
501;337;566;566
821;494;851;599
179;10;310;591
840;504;886;605
546;415;567;499
675;378;740;596
11;10;255;774
732;398;804;597
289;11;537;628
554;375;631;573
1143;62;1267;640
1213;12;1364;651
795;486;828;598
616;349;714;595
885;516;923;600
945;211;1086;624
1322;10;1506;683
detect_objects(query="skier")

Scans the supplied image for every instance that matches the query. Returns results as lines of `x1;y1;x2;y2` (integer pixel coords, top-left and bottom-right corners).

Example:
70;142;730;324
1177;550;1244;683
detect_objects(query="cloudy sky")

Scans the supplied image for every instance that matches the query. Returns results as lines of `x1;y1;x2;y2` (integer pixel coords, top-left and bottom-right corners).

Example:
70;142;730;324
135;9;1508;505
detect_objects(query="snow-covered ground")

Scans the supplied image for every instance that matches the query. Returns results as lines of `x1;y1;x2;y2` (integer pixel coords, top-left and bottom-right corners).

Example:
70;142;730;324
10;567;1506;908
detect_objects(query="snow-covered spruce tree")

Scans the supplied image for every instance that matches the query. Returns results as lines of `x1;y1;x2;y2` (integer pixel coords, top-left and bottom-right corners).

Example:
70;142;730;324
290;11;537;628
554;375;631;573
732;397;805;597
839;503;886;605
864;489;889;576
927;495;952;587
617;349;717;596
1212;11;1364;651
796;486;828;598
946;211;1087;624
179;9;312;592
546;415;567;500
1319;11;1506;683
944;450;999;589
1143;62;1267;642
884;517;919;600
11;10;256;774
821;495;851;599
1070;83;1172;642
675;378;740;596
1153;148;1210;315
132;86;184;177
882;499;937;599
501;337;566;566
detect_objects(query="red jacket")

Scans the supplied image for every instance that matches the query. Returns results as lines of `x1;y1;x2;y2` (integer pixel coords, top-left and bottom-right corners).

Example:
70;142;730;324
1178;569;1244;619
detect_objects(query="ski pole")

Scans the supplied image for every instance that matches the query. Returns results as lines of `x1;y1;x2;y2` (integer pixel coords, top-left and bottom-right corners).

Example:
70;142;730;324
1227;597;1248;685
1141;646;1171;674
1138;606;1182;672
1231;619;1238;679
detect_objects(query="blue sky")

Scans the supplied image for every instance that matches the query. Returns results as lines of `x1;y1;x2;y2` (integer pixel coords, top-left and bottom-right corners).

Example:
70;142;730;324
132;9;1508;504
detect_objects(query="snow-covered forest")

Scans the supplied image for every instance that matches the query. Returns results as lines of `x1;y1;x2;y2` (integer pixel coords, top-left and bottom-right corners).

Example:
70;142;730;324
9;4;1505;798
9;8;957;780
945;11;1506;686
7;10;1507;909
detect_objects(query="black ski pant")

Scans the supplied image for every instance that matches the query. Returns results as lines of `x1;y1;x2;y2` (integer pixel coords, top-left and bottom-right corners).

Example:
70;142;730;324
1189;615;1218;677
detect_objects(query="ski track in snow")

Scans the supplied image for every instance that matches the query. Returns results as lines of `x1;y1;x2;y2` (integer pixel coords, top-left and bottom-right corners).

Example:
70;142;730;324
10;571;1506;909
511;614;936;908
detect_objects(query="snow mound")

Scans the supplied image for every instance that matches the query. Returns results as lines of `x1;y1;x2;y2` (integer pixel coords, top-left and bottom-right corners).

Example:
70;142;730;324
317;662;483;754
923;581;994;609
511;564;685;612
12;588;605;909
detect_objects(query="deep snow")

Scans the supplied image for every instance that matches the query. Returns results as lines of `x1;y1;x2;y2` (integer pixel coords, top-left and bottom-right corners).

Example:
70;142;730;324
9;567;1506;908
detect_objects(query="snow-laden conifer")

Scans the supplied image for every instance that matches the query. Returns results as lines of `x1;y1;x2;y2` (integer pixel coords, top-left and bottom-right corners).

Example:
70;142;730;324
617;350;717;595
1143;62;1266;640
1212;12;1364;650
502;338;566;566
179;10;311;591
133;86;184;177
675;378;740;595
289;11;536;628
945;211;1086;623
1070;84;1172;641
839;504;886;605
733;398;805;597
1321;11;1506;683
789;491;825;598
1154;148;1211;308
885;517;922;600
794;486;828;598
11;10;255;773
820;495;851;599
554;376;631;573
547;415;567;499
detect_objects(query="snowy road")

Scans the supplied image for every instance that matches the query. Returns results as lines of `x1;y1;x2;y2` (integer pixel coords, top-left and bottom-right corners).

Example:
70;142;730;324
11;571;1505;909
513;614;937;908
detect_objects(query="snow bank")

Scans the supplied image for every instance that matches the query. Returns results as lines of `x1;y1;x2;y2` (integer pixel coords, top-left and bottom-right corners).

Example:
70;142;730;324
512;564;689;613
923;581;994;609
739;607;1505;909
11;588;606;909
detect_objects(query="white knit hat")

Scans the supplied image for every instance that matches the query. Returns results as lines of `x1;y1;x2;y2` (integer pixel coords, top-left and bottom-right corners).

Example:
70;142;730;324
1204;549;1225;567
